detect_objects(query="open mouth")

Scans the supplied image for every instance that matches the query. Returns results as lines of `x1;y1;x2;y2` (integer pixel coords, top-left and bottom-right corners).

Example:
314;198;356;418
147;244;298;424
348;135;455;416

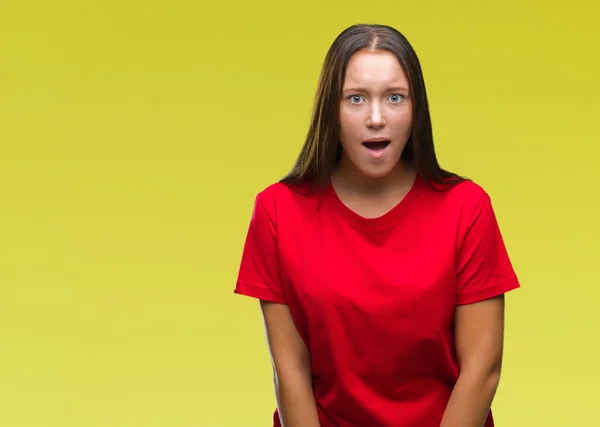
362;140;390;151
362;139;390;159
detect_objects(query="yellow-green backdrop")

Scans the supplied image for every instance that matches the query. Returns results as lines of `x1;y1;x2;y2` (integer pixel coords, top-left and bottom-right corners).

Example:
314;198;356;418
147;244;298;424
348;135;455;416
1;1;598;426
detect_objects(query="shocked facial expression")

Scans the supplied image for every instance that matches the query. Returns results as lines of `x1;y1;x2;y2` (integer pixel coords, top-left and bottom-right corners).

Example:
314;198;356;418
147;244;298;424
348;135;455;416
338;49;413;179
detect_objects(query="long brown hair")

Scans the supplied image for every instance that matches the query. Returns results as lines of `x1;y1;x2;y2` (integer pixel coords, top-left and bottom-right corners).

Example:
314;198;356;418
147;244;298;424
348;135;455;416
280;23;465;192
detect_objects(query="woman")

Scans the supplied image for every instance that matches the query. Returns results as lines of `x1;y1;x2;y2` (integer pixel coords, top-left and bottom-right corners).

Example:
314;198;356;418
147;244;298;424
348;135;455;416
234;23;520;427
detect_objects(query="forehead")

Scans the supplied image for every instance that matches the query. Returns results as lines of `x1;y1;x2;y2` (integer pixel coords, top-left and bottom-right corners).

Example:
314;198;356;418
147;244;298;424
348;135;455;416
343;49;407;88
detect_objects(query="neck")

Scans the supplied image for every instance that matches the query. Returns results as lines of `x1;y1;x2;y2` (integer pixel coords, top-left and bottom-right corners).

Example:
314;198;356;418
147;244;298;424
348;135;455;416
331;159;416;197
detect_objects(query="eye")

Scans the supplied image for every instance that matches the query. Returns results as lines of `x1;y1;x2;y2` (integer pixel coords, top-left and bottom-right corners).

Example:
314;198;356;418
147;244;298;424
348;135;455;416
348;95;364;104
389;94;405;103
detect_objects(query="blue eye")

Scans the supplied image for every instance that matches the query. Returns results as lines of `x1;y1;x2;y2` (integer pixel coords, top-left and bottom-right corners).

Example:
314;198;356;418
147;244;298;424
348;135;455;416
346;94;405;104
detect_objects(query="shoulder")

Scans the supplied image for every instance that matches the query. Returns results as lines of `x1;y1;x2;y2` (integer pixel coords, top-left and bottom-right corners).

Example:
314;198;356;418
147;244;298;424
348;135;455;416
419;178;505;248
423;177;492;218
253;180;318;218
443;179;488;204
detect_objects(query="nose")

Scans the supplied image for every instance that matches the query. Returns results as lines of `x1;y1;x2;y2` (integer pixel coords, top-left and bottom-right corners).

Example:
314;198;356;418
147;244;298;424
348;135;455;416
366;102;386;129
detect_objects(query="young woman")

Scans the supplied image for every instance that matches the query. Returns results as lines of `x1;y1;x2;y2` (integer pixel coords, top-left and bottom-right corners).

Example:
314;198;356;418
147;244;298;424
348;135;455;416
234;23;520;427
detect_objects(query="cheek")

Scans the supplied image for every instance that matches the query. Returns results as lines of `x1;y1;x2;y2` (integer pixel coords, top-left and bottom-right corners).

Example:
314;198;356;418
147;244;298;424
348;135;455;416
339;111;361;140
388;114;413;139
390;107;412;123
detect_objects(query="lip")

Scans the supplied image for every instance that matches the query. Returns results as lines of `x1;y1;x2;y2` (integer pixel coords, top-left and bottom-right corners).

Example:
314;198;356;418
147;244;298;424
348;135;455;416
363;137;390;143
363;143;390;159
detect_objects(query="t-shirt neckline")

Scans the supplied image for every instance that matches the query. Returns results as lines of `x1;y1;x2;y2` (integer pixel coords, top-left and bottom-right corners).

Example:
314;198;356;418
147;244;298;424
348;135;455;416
326;172;423;230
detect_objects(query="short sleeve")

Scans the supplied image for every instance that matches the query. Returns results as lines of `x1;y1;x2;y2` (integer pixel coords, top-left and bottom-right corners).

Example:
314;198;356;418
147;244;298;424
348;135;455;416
456;192;520;305
234;192;286;304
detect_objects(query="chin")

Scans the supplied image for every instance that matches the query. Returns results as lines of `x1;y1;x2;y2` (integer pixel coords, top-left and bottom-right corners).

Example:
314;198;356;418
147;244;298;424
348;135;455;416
339;150;403;180
357;163;398;179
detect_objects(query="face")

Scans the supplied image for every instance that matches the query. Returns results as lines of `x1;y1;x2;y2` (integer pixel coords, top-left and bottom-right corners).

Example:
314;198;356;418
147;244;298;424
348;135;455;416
338;49;413;180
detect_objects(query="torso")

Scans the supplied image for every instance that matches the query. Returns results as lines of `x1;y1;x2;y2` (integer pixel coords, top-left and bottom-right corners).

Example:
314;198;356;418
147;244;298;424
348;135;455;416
262;174;495;426
245;174;508;427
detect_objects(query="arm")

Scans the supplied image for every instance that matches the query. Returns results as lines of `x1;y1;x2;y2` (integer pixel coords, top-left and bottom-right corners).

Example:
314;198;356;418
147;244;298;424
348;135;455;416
439;295;505;427
260;300;321;427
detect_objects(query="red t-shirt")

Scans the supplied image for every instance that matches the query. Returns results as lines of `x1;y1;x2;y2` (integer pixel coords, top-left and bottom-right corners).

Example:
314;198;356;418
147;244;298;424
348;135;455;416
235;173;520;427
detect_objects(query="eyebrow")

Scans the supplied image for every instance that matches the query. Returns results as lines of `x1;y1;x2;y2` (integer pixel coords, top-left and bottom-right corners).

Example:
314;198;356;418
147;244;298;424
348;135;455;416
342;86;409;94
